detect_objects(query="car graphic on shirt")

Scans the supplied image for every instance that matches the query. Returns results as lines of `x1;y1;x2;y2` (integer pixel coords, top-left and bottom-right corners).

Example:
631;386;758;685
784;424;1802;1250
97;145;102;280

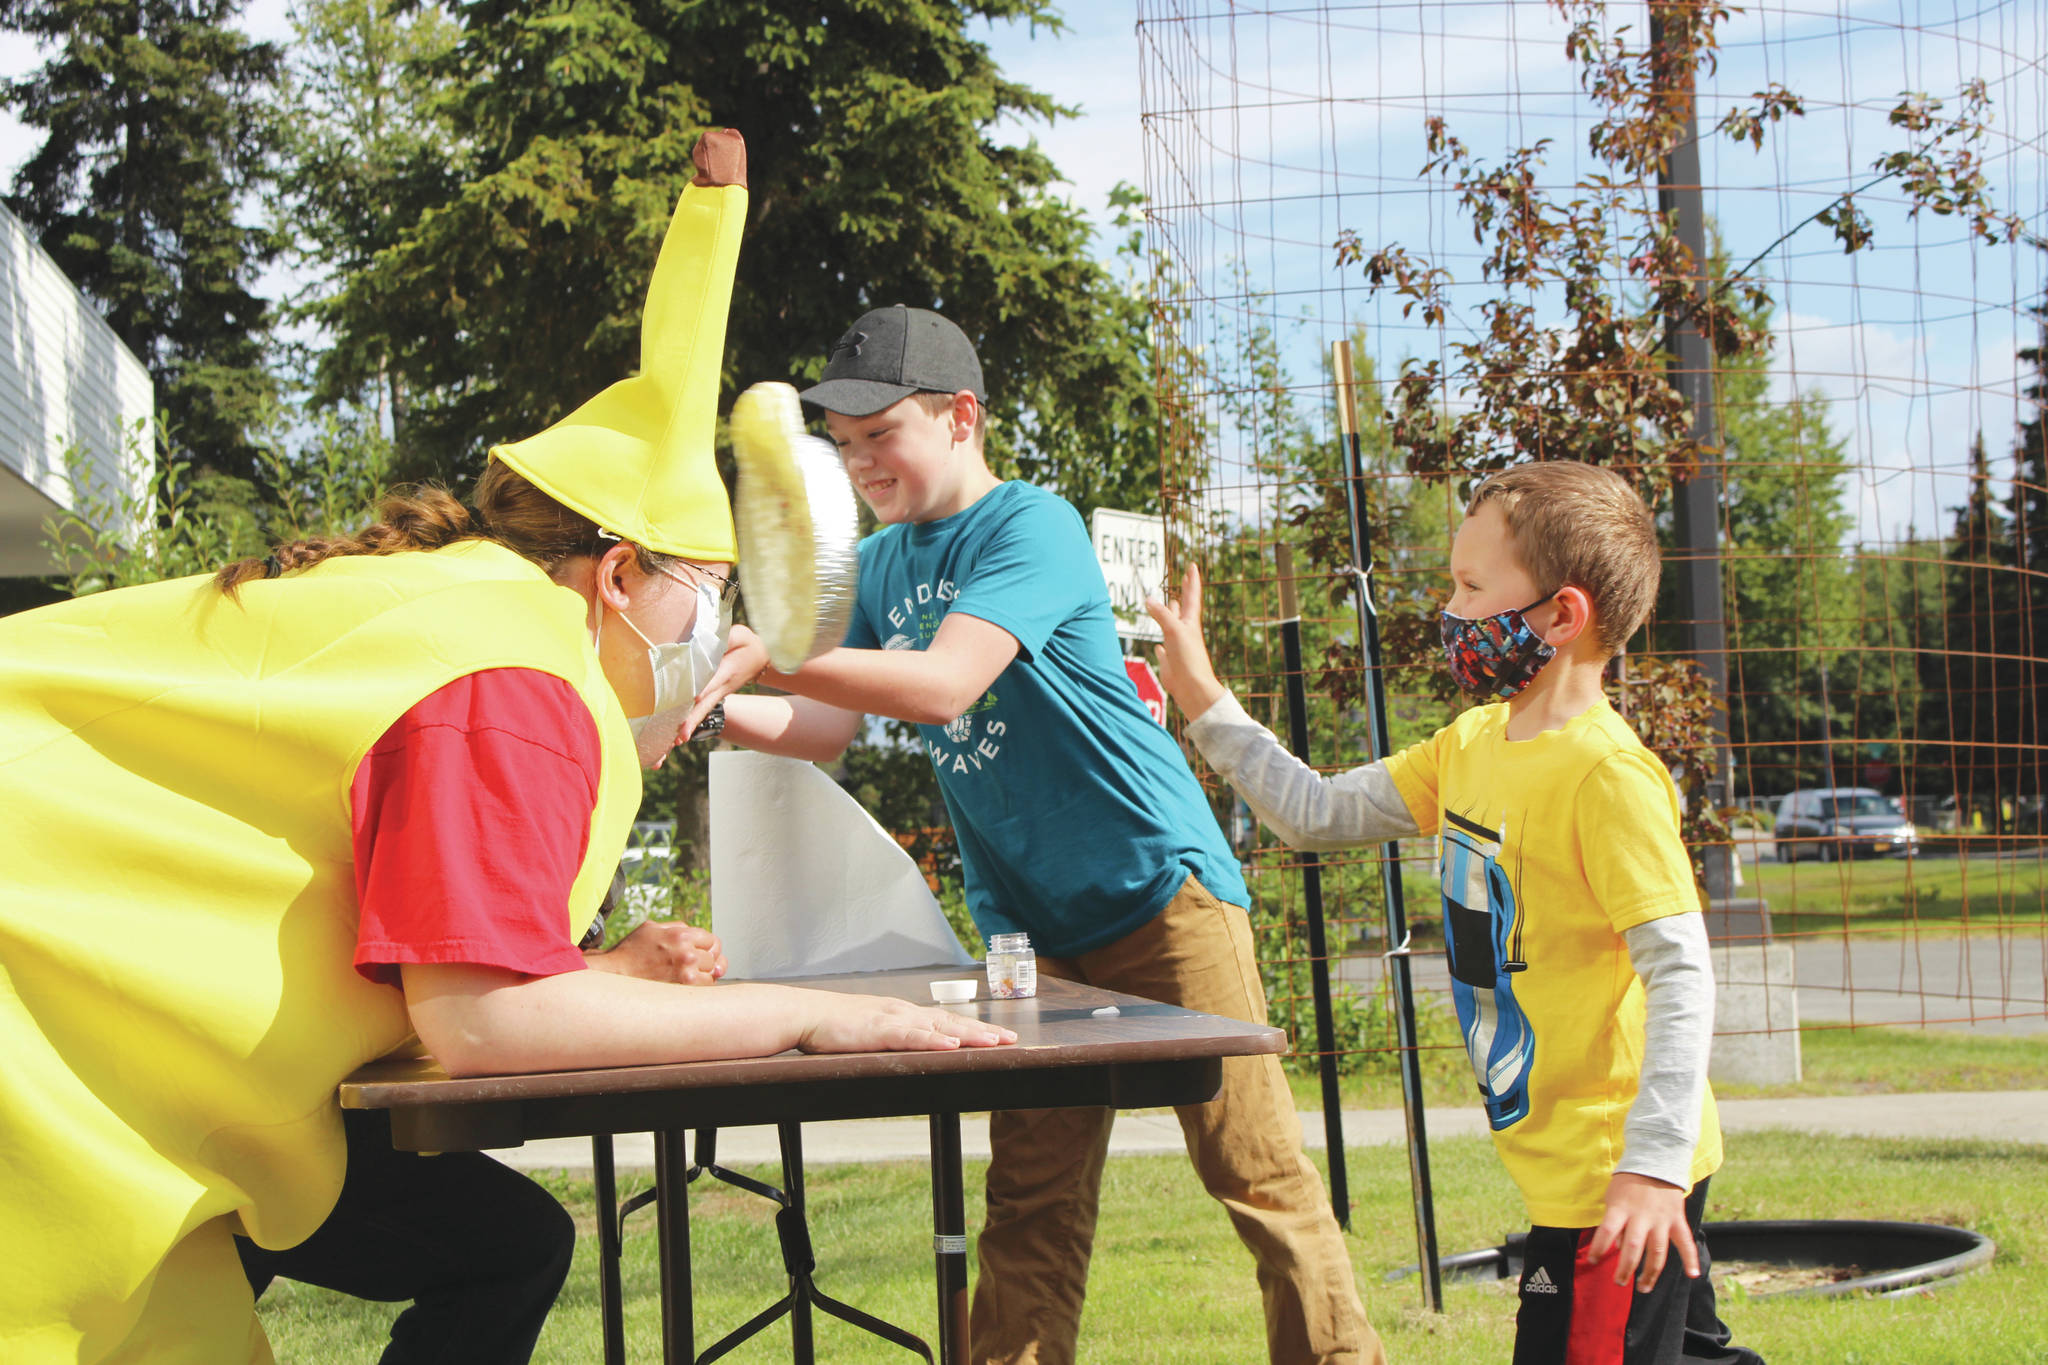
1439;809;1534;1130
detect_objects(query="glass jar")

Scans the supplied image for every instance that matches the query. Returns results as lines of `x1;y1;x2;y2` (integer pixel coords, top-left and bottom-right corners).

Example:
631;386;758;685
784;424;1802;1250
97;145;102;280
985;932;1038;999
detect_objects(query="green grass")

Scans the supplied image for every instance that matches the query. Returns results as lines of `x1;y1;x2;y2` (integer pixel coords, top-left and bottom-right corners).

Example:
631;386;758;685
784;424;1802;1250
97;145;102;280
1280;1024;2048;1112
255;1131;2048;1363
1745;851;2048;934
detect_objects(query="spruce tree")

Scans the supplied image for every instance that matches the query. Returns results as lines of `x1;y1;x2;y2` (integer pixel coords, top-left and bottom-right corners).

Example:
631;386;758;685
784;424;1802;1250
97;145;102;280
2002;296;2048;814
4;0;282;481
1707;297;1858;794
269;0;460;444
1924;430;2024;822
320;0;1155;515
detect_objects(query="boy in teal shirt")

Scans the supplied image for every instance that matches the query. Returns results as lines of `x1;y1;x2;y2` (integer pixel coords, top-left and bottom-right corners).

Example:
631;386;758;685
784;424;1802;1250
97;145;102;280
716;306;1381;1365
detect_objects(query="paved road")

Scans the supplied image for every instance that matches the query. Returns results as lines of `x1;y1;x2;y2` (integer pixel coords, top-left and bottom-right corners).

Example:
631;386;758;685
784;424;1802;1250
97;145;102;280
1732;835;2047;1031
1784;933;2046;1034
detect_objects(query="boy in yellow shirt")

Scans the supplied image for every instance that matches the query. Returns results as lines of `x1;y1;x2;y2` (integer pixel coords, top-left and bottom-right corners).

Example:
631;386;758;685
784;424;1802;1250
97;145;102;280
1146;461;1763;1365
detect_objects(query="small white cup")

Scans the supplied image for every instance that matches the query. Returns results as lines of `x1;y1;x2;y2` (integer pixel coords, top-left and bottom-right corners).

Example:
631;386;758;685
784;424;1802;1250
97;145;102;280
930;979;978;1005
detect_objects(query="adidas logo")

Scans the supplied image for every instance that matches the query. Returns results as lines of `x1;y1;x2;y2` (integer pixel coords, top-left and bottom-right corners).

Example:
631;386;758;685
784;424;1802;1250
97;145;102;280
1524;1266;1560;1295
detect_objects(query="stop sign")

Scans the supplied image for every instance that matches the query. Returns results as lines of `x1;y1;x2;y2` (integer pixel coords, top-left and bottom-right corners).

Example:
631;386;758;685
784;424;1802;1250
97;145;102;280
1124;658;1167;725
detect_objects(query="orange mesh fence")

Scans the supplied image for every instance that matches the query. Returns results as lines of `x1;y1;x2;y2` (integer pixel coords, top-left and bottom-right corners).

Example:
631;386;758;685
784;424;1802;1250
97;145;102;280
1136;0;2048;1082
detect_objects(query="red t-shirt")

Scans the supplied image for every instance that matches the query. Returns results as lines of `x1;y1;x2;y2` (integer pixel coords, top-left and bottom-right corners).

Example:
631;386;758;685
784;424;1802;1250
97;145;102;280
350;668;604;986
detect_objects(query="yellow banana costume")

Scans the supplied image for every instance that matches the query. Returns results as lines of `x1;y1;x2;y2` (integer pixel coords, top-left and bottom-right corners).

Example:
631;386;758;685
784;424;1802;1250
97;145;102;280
0;137;747;1363
492;133;747;562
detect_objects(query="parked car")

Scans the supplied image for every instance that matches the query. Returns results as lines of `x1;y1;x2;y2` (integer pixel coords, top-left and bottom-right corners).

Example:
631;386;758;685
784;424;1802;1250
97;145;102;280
1773;787;1919;861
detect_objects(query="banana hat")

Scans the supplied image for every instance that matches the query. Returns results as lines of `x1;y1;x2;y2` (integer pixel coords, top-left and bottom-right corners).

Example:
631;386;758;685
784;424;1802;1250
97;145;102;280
491;129;748;562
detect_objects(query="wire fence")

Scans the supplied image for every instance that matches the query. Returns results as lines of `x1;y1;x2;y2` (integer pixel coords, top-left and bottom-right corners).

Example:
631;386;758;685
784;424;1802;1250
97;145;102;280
1136;0;2048;1085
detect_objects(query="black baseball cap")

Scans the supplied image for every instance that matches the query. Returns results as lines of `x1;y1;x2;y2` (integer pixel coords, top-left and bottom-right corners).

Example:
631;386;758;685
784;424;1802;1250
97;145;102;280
798;305;987;417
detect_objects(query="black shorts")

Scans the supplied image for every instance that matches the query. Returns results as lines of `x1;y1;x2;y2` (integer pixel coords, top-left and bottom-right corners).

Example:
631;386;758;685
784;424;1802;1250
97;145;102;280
1510;1178;1764;1365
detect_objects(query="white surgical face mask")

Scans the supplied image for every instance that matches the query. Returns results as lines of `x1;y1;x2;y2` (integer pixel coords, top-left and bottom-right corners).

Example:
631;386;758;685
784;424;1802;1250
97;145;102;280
676;567;734;700
608;565;732;768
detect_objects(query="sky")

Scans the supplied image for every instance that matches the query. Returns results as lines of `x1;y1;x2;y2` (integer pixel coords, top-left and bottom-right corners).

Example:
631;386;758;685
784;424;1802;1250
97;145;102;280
5;1;2044;545
0;3;1148;287
1114;0;2048;545
0;3;1148;355
0;5;1145;219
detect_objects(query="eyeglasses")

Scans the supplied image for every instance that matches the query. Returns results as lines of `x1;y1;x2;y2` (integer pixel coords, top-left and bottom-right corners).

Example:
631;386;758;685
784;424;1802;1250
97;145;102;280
659;561;740;616
692;564;740;613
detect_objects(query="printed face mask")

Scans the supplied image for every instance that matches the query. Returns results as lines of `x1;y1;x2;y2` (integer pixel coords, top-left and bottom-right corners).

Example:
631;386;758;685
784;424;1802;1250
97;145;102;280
1439;596;1556;700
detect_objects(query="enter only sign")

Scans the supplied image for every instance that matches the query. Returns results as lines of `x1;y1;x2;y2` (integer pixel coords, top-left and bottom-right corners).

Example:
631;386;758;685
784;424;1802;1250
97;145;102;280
1090;507;1166;643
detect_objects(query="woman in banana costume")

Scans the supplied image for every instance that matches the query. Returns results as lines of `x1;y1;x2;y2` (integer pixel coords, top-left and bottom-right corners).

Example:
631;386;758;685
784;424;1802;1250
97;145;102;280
0;129;1012;1365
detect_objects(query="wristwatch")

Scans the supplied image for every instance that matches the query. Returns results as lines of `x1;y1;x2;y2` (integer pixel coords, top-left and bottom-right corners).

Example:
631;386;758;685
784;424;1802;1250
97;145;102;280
689;701;726;742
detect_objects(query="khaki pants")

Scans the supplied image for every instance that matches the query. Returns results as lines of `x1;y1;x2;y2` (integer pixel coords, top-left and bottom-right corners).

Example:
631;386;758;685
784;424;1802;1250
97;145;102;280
968;876;1386;1365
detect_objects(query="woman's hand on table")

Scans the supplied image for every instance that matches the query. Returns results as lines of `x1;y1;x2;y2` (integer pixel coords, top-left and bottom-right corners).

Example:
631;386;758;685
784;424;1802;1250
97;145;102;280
583;921;727;985
798;996;1017;1054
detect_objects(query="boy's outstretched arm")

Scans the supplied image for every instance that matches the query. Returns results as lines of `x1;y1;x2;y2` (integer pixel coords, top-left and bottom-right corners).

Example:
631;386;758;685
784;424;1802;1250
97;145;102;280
679;624;865;762
759;611;1019;728
674;606;1018;759
1147;564;1422;851
721;693;865;762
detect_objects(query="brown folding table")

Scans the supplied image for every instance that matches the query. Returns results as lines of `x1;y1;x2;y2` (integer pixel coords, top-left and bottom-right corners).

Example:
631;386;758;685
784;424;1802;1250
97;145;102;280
338;966;1285;1365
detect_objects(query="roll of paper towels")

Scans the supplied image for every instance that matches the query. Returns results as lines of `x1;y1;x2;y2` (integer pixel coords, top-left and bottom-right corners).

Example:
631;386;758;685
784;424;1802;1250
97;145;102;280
710;750;975;978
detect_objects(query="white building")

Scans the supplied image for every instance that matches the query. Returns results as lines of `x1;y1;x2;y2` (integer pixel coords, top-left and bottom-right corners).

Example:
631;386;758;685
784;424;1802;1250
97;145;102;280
0;203;153;577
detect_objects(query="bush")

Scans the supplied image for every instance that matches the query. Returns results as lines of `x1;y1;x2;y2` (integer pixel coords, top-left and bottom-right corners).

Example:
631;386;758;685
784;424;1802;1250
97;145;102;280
600;853;711;950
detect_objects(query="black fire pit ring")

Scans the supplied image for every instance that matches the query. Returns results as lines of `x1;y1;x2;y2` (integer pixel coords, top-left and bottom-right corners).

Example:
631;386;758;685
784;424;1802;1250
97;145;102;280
1387;1219;1994;1300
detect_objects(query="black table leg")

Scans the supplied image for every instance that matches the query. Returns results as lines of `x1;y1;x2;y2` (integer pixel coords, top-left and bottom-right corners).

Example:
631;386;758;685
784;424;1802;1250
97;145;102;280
929;1112;969;1365
655;1128;693;1365
696;1124;933;1364
594;1135;627;1365
781;1124;816;1364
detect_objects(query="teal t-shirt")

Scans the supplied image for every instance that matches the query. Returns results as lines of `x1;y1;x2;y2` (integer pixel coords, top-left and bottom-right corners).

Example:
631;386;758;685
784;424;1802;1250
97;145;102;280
845;481;1250;956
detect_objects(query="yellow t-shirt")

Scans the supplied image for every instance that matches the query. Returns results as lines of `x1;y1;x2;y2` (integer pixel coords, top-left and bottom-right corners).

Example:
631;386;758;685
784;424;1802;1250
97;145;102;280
1384;699;1722;1227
